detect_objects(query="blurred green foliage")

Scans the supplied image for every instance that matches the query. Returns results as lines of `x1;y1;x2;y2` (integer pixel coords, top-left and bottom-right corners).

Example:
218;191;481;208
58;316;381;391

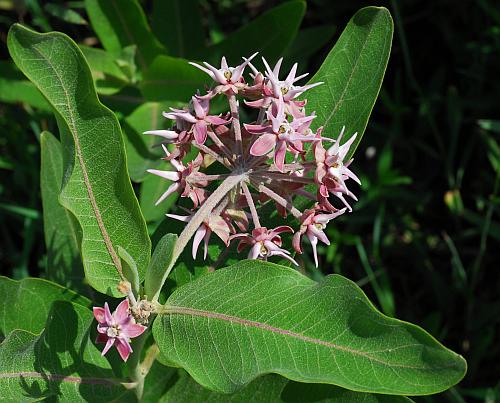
0;0;499;401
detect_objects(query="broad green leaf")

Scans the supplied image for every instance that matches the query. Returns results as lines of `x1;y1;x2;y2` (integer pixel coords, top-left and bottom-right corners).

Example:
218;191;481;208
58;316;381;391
284;25;337;64
40;131;84;293
8;25;151;296
203;1;306;65
154;260;466;395
160;370;413;402
0;276;89;336
140;55;209;102
0;61;50;111
117;246;140;296
79;45;128;95
122;102;164;182
85;0;165;69
141;361;177;402
306;7;393;159
151;0;205;58
145;233;177;301
0;301;127;402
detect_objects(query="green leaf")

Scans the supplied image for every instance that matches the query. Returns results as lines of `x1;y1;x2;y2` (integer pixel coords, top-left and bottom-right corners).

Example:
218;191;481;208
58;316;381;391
204;1;306;65
0;301;127;402
151;0;205;58
8;24;151;296
40;131;85;293
159;370;414;402
85;0;165;70
117;246;140;296
306;7;393;159
0;61;51;111
140;55;209;102
145;233;177;301
79;45;128;95
153;260;466;395
284;25;337;63
140;174;178;222
0;276;90;336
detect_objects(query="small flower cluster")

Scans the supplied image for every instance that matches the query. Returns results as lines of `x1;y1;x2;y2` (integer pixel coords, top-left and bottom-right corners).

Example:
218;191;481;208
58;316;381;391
145;54;360;267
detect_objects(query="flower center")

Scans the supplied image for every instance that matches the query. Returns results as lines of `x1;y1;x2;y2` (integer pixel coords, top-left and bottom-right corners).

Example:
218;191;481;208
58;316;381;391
281;86;289;95
315;223;326;230
107;325;121;338
278;125;287;134
224;70;232;81
259;243;269;257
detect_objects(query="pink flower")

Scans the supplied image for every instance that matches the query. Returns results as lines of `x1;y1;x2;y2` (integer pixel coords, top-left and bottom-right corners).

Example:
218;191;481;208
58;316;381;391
167;212;231;259
147;148;207;208
245;97;318;171
163;96;230;145
293;207;346;267
189;53;258;94
232;226;298;265
93;299;146;362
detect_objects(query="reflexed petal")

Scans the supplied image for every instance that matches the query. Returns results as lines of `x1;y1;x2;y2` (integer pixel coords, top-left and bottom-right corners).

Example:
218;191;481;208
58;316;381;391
292;231;303;254
308;225;330;245
249;243;261;260
93;307;106;324
285;63;298;84
155;182;180;206
250;133;276;156
147;169;181;182
143;130;179;140
115;338;133;362
192;225;207;259
308;234;319;267
189;62;216;81
205;115;230;125
104;302;113;324
192;97;206;119
193;121;208;145
96;333;108;344
274;140;287;172
166;213;192;223
101;337;115;356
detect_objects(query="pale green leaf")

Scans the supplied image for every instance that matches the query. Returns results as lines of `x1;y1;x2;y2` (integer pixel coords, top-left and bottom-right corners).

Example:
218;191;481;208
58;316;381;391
0;276;89;337
117;246;140;296
306;7;393;159
8;25;151;296
44;3;88;25
154;260;466;395
0;301;127;402
145;233;177;301
84;0;165;69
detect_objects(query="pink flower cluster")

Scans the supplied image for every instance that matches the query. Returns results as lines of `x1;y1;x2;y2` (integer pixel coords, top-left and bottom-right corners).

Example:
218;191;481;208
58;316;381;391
145;54;360;267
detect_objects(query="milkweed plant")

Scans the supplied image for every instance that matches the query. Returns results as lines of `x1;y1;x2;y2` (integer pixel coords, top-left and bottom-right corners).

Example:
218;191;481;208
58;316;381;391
0;3;466;402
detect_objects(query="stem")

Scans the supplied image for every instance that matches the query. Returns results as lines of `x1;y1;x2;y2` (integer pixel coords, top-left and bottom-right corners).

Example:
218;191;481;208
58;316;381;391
254;172;315;185
207;131;234;162
228;94;243;159
255;181;302;218
242;182;260;228
192;141;229;167
127;331;148;400
152;173;245;302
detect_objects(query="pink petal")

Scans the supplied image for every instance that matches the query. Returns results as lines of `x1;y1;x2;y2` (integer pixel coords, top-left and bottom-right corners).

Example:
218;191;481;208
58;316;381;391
203;229;211;260
101;337;115;356
123;323;147;338
273;140;287;172
205;115;230;125
285;63;298;84
193;121;208;145
250;133;276;156
244;123;269;134
166;213;192;222
143;130;179;140
95;333;108;344
156;182;180;206
114;299;130;324
308;226;330;245
249;243;261;260
147;169;180;182
270;226;294;236
115;338;133;362
202;61;226;83
192;97;206;119
192;225;207;259
308;235;319;267
188;62;216;81
292;232;303;254
93;307;106;324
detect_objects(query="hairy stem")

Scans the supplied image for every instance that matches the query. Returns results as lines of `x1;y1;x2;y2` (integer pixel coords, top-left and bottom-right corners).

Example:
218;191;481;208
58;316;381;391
228;94;243;159
127;331;148;400
152;173;245;302
242;182;260;228
207;131;234;162
255;182;303;218
192;141;229;167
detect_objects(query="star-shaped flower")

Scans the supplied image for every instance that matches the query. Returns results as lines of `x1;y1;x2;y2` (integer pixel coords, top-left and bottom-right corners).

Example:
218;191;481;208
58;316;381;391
93;299;146;362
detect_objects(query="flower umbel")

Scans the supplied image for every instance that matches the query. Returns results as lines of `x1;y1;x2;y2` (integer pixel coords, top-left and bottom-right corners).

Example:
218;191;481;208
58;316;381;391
93;299;146;362
145;54;361;267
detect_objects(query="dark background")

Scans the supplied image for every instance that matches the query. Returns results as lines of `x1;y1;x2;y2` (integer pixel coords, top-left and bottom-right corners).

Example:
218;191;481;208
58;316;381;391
1;0;499;401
